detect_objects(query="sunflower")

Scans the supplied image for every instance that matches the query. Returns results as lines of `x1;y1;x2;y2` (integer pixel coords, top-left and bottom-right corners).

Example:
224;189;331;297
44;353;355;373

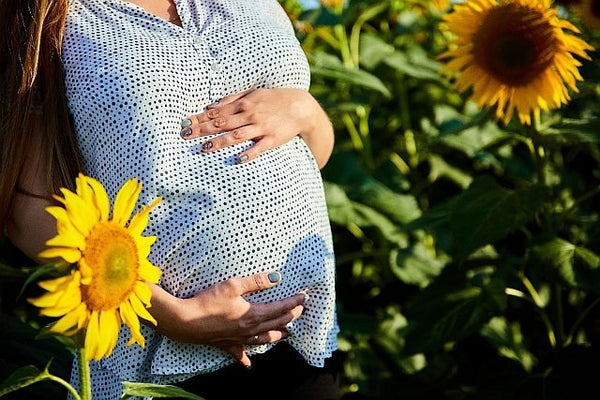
439;0;594;125
432;0;452;12
29;174;162;361
573;0;600;29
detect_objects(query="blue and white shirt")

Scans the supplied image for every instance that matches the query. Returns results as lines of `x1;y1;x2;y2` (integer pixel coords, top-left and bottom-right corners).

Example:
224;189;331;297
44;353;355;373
62;0;338;397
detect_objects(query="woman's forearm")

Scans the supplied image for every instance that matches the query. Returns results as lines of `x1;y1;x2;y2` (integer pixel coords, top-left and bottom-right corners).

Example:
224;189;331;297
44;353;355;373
298;94;334;169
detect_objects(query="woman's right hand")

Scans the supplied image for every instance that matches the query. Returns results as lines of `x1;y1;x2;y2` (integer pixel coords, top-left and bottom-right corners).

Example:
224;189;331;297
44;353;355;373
147;271;305;367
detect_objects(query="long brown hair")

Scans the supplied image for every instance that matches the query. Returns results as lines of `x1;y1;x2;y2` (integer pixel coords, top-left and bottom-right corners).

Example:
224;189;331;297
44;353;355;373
0;0;82;234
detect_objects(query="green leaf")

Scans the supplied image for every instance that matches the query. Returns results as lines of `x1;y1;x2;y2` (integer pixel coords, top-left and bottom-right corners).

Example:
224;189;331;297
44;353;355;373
0;365;59;397
480;317;537;372
325;182;408;245
433;116;514;157
427;154;473;189
390;243;446;287
0;262;28;279
121;382;206;399
309;52;392;97
407;177;550;261
359;34;394;70
401;267;507;354
540;118;600;147
383;50;441;81
324;151;422;226
528;237;600;287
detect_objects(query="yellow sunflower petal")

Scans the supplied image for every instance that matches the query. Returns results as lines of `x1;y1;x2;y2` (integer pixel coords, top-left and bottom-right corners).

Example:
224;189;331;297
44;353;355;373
38;247;81;264
50;306;86;335
60;189;99;236
98;310;121;358
129;293;157;325
138;261;162;284
37;274;72;292
128;197;162;236
85;311;101;361
45;206;86;245
112;179;142;226
120;301;145;347
84;176;111;222
133;280;154;306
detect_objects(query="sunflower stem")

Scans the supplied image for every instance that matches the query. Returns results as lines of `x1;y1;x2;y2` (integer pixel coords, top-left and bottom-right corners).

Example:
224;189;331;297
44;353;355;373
77;331;92;400
528;120;547;186
47;375;82;400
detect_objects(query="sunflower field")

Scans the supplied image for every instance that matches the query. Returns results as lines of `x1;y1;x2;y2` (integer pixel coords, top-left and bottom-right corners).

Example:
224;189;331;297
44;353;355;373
1;0;600;399
279;0;600;398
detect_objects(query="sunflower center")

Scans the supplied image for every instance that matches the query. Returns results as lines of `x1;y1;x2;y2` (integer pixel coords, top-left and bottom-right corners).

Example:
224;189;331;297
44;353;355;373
82;222;139;311
473;3;557;86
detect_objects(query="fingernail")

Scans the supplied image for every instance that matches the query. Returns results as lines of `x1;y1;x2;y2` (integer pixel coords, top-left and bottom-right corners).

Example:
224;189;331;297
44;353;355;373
268;272;281;283
180;127;192;137
300;291;310;302
201;141;214;151
237;154;249;164
245;364;252;370
181;118;192;128
285;321;293;330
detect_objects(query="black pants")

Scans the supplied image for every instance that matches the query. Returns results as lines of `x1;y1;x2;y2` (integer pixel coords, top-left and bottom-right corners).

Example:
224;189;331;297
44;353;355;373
177;342;341;400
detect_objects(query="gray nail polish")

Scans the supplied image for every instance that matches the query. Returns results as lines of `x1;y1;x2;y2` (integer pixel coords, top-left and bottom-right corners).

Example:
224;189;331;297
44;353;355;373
237;154;249;164
181;119;192;128
268;272;281;283
202;141;214;151
180;127;192;137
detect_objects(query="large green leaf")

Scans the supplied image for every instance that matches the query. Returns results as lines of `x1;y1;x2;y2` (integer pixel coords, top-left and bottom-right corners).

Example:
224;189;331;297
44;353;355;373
0;362;73;399
325;182;408;245
528;236;600;288
407;176;550;261
390;242;446;287
401;267;507;354
540;118;600;147
359;34;395;70
309;52;392;97
324;151;422;226
480;317;537;372
430;108;514;157
383;46;441;81
121;382;205;399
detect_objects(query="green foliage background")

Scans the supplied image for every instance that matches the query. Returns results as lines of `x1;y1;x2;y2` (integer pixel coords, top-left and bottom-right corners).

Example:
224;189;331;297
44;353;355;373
280;0;600;398
1;0;600;399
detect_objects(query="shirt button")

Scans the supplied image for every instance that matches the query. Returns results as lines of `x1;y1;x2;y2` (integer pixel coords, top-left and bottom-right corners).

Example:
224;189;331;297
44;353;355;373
194;37;204;45
211;63;222;72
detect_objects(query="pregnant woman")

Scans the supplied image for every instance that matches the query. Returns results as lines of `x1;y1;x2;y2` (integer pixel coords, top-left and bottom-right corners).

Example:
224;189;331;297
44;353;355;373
1;0;339;399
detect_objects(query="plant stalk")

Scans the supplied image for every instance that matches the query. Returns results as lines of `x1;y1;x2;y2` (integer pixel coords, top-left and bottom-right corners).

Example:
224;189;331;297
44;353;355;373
77;331;92;400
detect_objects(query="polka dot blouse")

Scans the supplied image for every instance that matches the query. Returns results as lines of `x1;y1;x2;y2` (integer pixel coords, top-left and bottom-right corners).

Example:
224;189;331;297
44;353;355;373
62;0;338;396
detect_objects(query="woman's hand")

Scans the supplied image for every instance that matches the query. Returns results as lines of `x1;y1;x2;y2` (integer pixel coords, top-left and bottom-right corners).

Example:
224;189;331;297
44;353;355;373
147;271;305;367
179;88;334;168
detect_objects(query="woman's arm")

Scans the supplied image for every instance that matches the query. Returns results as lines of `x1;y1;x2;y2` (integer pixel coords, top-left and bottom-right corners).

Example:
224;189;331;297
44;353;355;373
179;88;335;168
147;272;305;367
7;117;57;262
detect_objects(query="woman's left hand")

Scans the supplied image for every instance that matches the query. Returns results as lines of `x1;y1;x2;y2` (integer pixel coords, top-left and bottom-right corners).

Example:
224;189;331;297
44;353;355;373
179;88;334;168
